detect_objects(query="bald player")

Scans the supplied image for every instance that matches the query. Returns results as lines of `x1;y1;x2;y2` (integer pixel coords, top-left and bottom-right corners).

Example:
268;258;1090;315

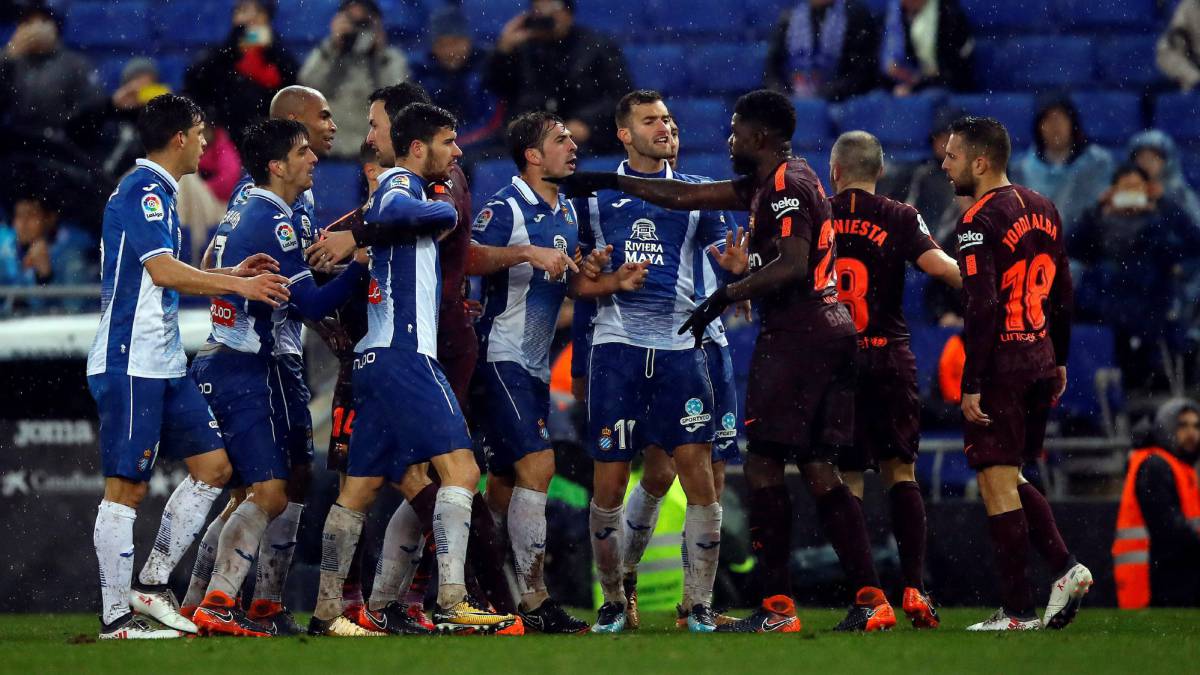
827;131;961;628
182;85;338;633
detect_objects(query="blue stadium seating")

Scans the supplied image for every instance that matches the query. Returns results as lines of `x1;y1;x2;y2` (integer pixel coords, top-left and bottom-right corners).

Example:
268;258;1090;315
686;42;769;96
1059;324;1121;430
1052;0;1161;30
311;161;364;229
160;0;233;47
961;0;1053;34
377;0;431;36
94;56;129;94
646;0;747;37
624;44;687;97
274;0;340;47
671;98;731;153
574;4;647;39
948;93;1036;149
975;37;1094;90
157;54;189;92
1154;92;1200;142
910;324;958;396
679;153;735;181
461;0;524;41
1070;91;1143;146
65;1;153;49
832;92;936;151
791;98;834;151
469;158;515;205
1096;34;1162;87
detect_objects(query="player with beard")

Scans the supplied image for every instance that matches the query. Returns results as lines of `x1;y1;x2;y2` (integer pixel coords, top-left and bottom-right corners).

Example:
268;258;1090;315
554;89;896;633
940;116;1091;631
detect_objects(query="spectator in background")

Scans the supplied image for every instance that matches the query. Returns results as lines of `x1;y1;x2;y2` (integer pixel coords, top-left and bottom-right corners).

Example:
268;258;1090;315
762;0;881;102
413;6;502;149
1070;164;1200;391
66;58;171;182
0;1;103;137
1157;0;1200;92
298;0;409;159
1011;96;1114;233
185;0;296;143
905;107;960;242
486;0;631;154
880;0;974;95
0;193;94;315
1127;130;1200;228
197;121;243;204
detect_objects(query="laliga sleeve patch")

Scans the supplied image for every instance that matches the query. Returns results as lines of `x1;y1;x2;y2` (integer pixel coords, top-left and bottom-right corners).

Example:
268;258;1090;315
389;173;411;191
275;222;299;252
141;193;165;222
473;207;494;232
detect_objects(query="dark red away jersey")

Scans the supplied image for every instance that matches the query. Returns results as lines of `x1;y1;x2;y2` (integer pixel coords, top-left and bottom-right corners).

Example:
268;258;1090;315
829;188;939;341
430;163;477;357
733;158;855;341
954;184;1074;394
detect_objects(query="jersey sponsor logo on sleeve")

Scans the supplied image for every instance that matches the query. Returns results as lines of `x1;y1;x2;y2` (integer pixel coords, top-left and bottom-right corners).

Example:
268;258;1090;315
210;298;237;327
141;194;165;221
957;230;984;250
275;222;298;251
770;197;801;218
473;208;494;232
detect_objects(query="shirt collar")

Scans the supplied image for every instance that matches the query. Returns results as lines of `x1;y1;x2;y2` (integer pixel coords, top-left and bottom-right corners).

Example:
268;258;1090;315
135;158;180;194
248;187;294;218
618;159;673;180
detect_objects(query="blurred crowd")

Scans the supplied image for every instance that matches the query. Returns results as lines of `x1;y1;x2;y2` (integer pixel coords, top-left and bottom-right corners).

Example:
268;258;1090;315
1;0;1200;397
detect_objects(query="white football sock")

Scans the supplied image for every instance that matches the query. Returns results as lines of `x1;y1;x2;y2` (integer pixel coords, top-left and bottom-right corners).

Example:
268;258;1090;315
682;502;722;609
206;501;269;599
508;487;549;610
314;504;365;620
253;501;304;604
369;500;424;611
433;486;474;608
181;512;227;607
138;476;222;586
95;500;137;624
590;501;625;605
620;483;663;577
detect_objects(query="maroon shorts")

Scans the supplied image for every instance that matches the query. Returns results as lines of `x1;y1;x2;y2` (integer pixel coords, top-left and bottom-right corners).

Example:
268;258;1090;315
326;357;355;473
438;343;478;422
840;342;920;472
745;333;857;466
964;372;1056;471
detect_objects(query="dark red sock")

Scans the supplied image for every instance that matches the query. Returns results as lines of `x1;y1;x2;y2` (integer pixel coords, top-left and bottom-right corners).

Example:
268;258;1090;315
749;485;793;599
409;483;439;530
816;484;881;594
468;493;516;613
888;481;927;590
988;509;1034;616
1017;483;1072;573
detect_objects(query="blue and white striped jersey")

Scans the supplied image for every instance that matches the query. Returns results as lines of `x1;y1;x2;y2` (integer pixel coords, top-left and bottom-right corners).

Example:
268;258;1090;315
225;172;316;357
679;171;733;348
356;167;458;357
473;176;581;383
574;161;729;351
87;159;187;378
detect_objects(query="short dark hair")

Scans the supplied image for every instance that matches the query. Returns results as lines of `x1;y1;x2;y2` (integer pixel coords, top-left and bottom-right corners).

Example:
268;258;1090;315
368;82;432;119
948;115;1011;169
241;119;308;185
831;131;883;183
390;103;457;158
615;89;664;128
1112;162;1150;185
733;89;796;141
507;111;565;172
137;94;204;153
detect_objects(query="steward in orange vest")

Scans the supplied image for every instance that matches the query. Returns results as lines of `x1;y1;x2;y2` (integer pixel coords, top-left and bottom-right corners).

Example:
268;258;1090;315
1112;398;1200;608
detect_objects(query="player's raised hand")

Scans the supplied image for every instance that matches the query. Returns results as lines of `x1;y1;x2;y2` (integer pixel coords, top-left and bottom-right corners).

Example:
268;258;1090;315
961;392;992;426
679;286;732;349
581;245;613;280
616;260;650;292
238;273;291;308
231;252;280;277
306;230;357;273
525;245;578;278
546;172;620;198
709;226;749;275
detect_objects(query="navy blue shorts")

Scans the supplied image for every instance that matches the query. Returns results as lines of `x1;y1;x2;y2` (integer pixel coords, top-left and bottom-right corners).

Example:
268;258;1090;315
705;341;740;464
348;349;472;482
270;353;315;466
586;342;715;463
476;360;551;474
88;373;223;482
191;351;289;486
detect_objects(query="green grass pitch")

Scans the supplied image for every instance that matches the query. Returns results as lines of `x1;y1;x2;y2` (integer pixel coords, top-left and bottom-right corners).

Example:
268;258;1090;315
1;609;1197;674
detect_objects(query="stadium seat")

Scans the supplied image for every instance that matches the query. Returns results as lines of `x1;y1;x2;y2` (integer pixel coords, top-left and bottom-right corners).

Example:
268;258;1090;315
624;45;687;97
1096;34;1162;87
160;0;234;47
1052;0;1161;30
678;153;734;181
469;158;515;204
670;98;731;153
94;56;130;94
1059;324;1122;431
685;42;769;96
798;151;831;193
960;0;1053;34
377;0;430;36
791;98;834;151
645;0;747;37
574;4;648;39
974;37;1094;90
64;1;153;49
910;324;959;396
311;161;365;229
157;54;189;92
461;0;525;41
1070;91;1143;146
832;92;936;151
274;0;341;46
948;93;1036;150
1153;92;1200;142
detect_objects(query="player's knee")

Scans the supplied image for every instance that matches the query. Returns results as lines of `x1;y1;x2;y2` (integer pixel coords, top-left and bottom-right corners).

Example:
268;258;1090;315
192;459;233;488
105;478;149;508
251;485;290;518
744;453;785;489
801;461;842;498
514;450;555;492
640;463;675;497
843;471;865;499
881;460;916;488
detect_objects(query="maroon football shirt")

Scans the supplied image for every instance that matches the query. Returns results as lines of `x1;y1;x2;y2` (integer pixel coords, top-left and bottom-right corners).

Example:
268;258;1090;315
430;163;477;359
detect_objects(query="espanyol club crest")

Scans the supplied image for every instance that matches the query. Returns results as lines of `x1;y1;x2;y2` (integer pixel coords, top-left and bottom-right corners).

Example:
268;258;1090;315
299;215;313;246
680;397;711;432
538;418;550;441
275;222;298;251
599;426;613;451
141;193;164;221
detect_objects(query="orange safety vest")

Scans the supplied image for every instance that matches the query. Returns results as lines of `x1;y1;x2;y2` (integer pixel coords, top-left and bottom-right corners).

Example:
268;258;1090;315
1111;447;1200;609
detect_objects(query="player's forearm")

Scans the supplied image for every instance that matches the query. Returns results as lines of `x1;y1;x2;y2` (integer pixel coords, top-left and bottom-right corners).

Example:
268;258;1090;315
918;249;963;289
290;262;368;320
465;243;534;276
569;272;623;299
960;296;999;394
615;175;742;211
148;256;244;297
724;237;809;302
